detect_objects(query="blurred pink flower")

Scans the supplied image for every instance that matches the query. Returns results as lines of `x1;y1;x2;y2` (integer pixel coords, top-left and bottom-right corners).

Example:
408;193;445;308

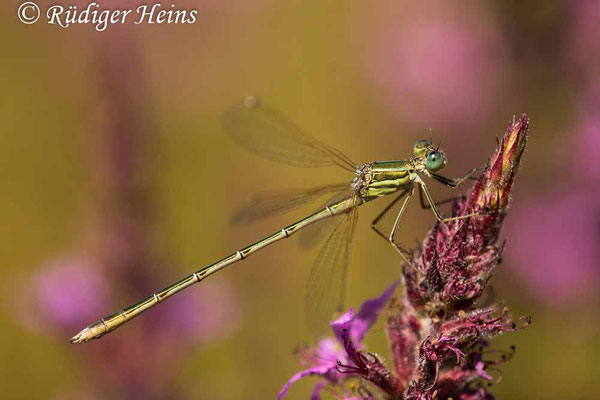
506;193;600;303
29;255;110;332
154;279;242;344
362;4;507;128
507;97;600;304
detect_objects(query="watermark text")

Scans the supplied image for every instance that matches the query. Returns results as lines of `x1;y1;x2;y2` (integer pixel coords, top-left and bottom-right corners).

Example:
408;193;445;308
18;2;198;31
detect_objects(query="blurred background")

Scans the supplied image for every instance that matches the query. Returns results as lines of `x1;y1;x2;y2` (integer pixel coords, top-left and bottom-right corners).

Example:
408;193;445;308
1;0;598;399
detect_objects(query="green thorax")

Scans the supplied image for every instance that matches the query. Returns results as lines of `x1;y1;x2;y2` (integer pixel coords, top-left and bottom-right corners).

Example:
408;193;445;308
363;160;414;198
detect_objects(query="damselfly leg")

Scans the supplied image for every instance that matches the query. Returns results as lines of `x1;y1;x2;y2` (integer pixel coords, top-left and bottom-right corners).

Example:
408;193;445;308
371;188;417;269
371;166;483;272
418;166;483;209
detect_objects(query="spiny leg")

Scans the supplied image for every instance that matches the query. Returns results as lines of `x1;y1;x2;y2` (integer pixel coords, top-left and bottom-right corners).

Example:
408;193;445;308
417;176;480;223
371;190;410;243
389;187;415;245
371;188;421;272
430;165;484;189
418;166;482;210
389;188;423;271
418;185;460;211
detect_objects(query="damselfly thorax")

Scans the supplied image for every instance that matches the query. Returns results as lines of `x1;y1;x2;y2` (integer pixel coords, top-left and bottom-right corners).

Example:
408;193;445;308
70;96;481;344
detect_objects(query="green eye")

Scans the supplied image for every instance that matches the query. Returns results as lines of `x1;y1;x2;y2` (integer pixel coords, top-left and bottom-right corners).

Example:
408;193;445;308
426;150;445;171
413;139;432;156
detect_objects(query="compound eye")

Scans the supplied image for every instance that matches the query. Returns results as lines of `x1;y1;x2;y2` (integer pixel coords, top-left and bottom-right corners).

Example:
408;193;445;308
414;139;432;156
426;150;445;171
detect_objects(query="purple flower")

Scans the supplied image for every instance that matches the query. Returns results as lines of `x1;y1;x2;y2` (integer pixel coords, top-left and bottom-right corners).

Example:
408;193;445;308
404;115;529;311
399;115;530;398
278;281;399;400
282;115;531;399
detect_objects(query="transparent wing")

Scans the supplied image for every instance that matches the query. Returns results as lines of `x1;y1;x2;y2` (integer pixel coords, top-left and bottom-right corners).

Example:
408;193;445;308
223;96;357;171
297;188;356;250
231;183;350;224
305;195;359;337
297;215;338;250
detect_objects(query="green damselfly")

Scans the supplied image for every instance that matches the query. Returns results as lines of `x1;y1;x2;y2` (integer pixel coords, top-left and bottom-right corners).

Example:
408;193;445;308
70;96;479;344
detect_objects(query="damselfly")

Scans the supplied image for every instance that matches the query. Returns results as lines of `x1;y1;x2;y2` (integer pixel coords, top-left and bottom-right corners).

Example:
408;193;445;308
70;96;480;344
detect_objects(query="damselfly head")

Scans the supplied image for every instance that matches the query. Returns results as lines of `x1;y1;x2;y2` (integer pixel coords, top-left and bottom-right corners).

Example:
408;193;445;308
413;139;447;172
413;139;432;157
